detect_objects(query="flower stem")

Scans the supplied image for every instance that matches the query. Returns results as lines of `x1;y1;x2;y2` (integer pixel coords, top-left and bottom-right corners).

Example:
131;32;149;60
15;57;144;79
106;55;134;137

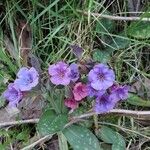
93;114;99;135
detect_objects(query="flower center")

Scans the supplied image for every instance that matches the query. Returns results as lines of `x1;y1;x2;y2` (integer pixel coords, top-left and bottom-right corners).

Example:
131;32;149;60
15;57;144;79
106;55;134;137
98;73;105;81
58;70;65;78
26;74;33;84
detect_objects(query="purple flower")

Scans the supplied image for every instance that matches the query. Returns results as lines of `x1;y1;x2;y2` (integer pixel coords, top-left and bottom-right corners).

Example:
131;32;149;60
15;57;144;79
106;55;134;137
88;64;115;91
110;85;129;101
69;63;79;82
94;94;116;113
48;61;71;85
14;67;39;91
88;84;105;97
3;83;23;107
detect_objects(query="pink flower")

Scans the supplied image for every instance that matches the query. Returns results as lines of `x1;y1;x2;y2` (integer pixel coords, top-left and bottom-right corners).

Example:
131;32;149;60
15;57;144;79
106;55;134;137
64;98;78;110
73;82;88;101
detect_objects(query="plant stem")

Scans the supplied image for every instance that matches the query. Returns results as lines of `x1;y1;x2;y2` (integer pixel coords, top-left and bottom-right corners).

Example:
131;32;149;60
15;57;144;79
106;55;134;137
78;10;150;21
1;109;150;127
93;114;99;135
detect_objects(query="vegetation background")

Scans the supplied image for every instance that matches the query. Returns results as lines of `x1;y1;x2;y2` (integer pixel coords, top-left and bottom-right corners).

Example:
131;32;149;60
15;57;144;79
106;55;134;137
0;0;150;149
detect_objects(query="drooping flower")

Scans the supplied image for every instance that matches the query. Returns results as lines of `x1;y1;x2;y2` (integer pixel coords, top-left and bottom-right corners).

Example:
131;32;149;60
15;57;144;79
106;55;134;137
14;67;39;91
70;44;83;59
48;61;71;85
88;64;115;91
64;98;78;110
73;82;88;101
3;83;23;107
110;85;129;101
69;63;79;82
87;84;105;98
94;94;116;114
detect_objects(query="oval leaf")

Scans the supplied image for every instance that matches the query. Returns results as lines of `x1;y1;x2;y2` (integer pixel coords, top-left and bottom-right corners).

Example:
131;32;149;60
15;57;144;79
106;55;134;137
37;110;68;135
96;11;115;33
63;125;102;150
127;93;150;107
93;50;111;63
97;126;125;150
127;22;150;39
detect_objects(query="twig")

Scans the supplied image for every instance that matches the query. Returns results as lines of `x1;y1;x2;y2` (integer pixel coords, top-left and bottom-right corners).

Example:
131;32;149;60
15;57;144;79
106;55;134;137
78;10;150;21
73;109;150;120
21;135;52;150
0;109;150;128
0;118;39;128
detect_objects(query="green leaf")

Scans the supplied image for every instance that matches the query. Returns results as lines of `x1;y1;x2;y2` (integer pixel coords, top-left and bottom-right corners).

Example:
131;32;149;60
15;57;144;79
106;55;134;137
127;10;150;39
58;132;68;150
37;110;68;135
127;22;150;39
109;35;130;50
96;11;115;33
93;50;111;63
63;125;102;150
16;130;29;141
98;126;125;150
112;143;125;150
93;33;130;63
127;93;150;107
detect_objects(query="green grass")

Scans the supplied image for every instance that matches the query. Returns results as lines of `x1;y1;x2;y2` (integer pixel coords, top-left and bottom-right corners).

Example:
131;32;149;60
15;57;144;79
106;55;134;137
0;0;150;149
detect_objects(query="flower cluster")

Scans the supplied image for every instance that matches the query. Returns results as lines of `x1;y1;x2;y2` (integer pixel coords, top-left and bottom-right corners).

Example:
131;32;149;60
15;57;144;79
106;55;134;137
48;61;129;113
2;60;129;114
48;61;86;109
87;63;129;113
3;67;39;107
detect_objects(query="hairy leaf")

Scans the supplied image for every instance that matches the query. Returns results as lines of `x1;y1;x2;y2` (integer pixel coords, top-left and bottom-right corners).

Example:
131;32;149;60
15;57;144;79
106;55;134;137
63;125;102;150
98;126;125;150
127;93;150;107
37;110;68;135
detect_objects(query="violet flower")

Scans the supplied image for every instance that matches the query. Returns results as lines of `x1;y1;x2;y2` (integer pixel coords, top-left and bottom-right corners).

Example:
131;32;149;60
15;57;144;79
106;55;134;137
94;94;116;113
88;84;105;98
73;82;88;101
69;63;79;82
110;85;129;101
88;64;115;90
3;83;23;107
48;61;71;85
64;98;78;110
14;67;39;91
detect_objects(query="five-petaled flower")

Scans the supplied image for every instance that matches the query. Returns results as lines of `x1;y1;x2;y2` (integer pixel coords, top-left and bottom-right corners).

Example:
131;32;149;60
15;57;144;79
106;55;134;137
88;64;115;91
14;67;39;91
48;61;71;85
3;83;23;107
73;82;88;101
94;94;117;113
